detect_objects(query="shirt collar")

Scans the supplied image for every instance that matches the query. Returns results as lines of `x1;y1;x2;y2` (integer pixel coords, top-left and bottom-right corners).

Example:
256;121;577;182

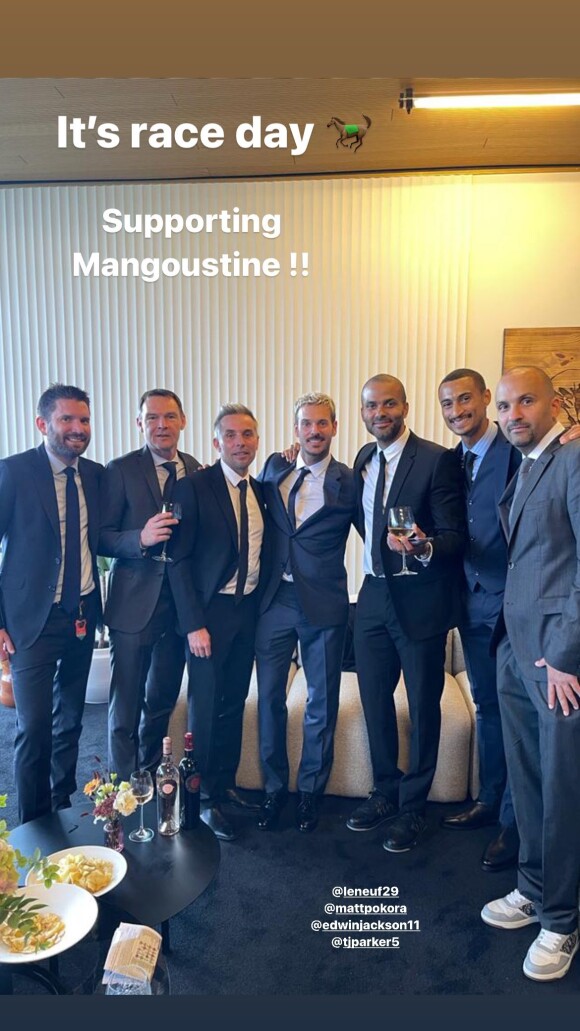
461;420;498;457
376;426;410;463
44;443;79;475
149;447;181;469
220;458;249;488
526;422;565;460
296;452;332;478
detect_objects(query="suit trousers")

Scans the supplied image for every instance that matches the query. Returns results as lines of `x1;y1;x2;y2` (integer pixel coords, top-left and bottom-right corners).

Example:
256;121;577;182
10;590;99;824
108;577;186;780
187;590;258;806
459;585;514;824
255;580;347;795
354;575;447;813
497;637;580;935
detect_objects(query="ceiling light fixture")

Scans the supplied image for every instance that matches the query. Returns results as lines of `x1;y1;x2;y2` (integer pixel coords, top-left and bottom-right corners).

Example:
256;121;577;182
398;87;580;114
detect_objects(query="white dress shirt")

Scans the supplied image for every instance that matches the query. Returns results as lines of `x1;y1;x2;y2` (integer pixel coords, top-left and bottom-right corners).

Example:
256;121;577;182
361;428;411;577
279;452;332;582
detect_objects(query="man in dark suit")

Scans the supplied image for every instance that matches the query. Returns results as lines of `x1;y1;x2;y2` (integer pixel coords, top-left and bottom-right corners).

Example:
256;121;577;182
437;368;520;871
347;374;464;853
99;388;200;780
182;403;266;842
482;366;580;983
255;393;356;833
0;384;102;824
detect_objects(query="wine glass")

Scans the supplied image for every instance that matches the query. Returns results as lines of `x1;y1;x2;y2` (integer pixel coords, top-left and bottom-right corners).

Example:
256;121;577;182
129;770;154;842
387;506;418;577
105;963;152;995
152;501;182;563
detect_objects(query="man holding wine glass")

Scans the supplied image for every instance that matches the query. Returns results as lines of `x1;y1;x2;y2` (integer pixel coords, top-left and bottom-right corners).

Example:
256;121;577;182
347;374;465;853
99;388;201;780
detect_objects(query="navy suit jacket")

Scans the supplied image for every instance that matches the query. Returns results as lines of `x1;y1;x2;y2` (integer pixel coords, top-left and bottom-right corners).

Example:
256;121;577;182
258;453;357;628
177;461;269;633
99;445;200;634
354;432;465;639
0;444;103;650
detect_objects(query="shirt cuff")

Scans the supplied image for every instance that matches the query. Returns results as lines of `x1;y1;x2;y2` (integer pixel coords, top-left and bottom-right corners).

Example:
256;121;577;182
415;541;433;565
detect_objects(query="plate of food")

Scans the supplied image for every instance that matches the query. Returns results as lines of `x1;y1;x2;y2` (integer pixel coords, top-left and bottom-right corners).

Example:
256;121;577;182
0;883;98;963
26;845;127;897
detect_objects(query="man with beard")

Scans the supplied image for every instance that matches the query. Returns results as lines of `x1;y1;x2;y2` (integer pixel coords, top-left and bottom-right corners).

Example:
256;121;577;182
0;384;102;823
255;393;356;833
347;374;464;852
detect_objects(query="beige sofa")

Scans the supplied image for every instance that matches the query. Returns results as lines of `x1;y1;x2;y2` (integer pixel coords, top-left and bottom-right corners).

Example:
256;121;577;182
168;627;478;803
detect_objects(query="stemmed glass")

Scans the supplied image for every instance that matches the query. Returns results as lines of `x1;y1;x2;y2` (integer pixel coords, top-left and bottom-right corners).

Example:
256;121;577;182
388;506;418;577
152;501;182;563
129;770;154;842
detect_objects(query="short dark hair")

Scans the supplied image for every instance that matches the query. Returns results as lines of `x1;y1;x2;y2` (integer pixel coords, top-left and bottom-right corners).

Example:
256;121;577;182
37;383;90;420
439;368;487;393
213;403;258;437
138;388;185;417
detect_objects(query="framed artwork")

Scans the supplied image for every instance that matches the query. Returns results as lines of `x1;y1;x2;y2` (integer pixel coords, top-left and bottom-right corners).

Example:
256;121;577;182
503;327;580;427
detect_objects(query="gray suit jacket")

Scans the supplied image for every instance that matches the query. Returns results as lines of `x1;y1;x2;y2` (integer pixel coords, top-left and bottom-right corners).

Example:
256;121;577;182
498;436;580;680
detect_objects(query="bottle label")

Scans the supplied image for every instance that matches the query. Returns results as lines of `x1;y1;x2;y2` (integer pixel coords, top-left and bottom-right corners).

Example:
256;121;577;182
185;774;201;793
161;783;176;797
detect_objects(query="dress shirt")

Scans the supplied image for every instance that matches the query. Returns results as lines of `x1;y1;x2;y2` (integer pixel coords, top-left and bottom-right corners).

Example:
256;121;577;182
150;448;186;492
461;420;498;481
280;452;332;582
362;428;410;577
524;421;565;460
45;446;94;601
219;459;263;596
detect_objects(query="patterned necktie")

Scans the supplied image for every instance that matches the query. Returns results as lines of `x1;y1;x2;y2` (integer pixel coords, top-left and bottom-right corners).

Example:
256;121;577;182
508;457;535;527
287;467;311;530
463;450;476;489
235;480;249;604
162;461;177;502
61;466;81;614
371;451;387;576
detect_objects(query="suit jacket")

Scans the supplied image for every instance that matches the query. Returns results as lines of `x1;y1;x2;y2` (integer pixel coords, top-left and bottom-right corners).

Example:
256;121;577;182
0;444;103;650
99;446;200;634
354;431;465;639
496;436;580;680
177;461;269;633
258;453;357;627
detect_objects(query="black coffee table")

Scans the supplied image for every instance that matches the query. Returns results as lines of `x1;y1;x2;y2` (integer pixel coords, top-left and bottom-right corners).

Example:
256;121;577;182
10;804;220;954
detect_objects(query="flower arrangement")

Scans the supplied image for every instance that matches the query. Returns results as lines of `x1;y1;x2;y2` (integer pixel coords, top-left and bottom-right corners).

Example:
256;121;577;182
0;793;60;948
83;769;138;823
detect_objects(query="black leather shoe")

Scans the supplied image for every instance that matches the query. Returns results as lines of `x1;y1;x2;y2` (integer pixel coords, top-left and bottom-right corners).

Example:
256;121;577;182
481;825;519;872
296;792;318;833
257;791;287;831
200;806;237;841
221;787;261;812
347;791;398;832
441;801;499;830
383;811;426;853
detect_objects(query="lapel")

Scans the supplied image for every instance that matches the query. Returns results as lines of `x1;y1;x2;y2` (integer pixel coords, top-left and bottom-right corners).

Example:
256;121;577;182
492;431;518;507
274;460;297;532
384;432;418;514
499;438;561;542
181;451;200;477
78;458;98;555
33;444;61;546
354;442;375;537
208;461;239;551
140;446;163;508
249;475;267;523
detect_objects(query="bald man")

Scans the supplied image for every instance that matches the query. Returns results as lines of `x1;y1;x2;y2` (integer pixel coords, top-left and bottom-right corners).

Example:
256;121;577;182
482;367;580;983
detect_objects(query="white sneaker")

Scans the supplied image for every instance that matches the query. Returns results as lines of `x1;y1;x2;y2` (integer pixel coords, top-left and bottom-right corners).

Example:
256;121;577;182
523;929;579;981
481;888;539;929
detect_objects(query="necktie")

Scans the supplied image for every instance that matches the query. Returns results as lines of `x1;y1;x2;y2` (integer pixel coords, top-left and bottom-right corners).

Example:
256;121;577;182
61;466;81;614
235;480;249;604
463;450;476;489
287;467;311;530
162;461;177;502
371;451;387;576
508;457;535;527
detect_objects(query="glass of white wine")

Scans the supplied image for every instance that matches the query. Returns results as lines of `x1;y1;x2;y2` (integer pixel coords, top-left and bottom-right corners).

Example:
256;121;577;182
387;506;418;577
129;770;154;842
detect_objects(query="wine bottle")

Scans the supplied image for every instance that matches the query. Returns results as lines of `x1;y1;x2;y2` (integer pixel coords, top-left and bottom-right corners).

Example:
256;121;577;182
156;736;180;836
179;732;201;829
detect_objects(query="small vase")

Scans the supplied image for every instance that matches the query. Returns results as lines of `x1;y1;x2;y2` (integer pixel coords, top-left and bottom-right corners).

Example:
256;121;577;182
104;816;124;852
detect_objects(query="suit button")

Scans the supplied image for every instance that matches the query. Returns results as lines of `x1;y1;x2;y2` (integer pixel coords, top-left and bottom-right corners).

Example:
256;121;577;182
55;557;61;565
469;518;473;523
470;536;475;542
508;562;515;569
48;585;56;592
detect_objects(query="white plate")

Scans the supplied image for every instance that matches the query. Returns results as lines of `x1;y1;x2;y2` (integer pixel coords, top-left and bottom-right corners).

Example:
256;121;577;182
0;883;98;964
26;845;127;897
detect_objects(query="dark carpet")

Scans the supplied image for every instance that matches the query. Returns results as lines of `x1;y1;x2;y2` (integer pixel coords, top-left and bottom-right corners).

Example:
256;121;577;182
1;699;579;998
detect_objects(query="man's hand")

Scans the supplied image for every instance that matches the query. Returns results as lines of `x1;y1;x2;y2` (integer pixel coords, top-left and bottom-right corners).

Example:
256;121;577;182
0;629;15;658
280;442;300;463
139;512;178;548
188;628;212;659
387;523;430;557
535;657;580;715
560;425;580;444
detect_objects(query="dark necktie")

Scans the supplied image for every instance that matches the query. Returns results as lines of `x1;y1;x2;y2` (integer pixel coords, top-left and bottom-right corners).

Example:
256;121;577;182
162;461;177;502
235;480;249;604
463;450;476;489
287;467;311;530
61;466;81;614
371;451;387;576
508;457;535;527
